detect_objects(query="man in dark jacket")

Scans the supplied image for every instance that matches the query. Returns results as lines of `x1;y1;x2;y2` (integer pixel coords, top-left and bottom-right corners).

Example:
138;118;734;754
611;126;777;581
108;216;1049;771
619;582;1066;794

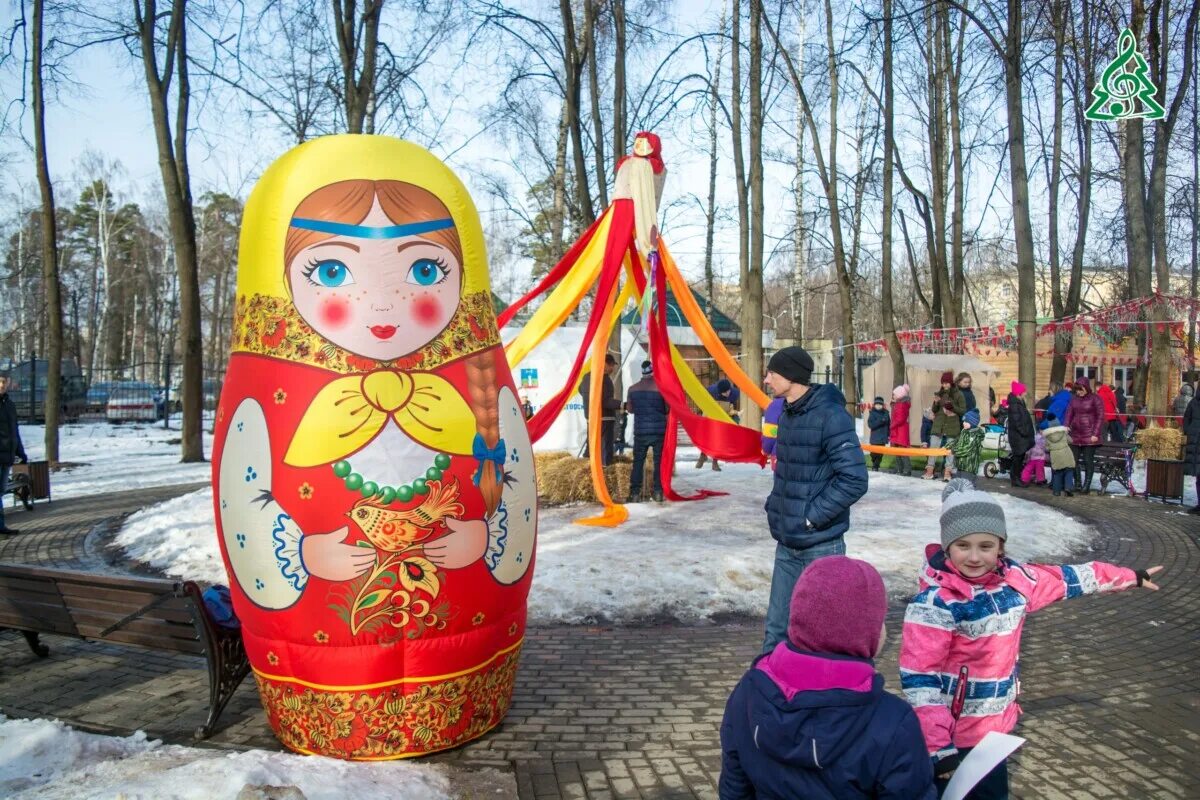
1035;381;1060;420
721;556;935;799
625;360;668;502
579;353;621;465
697;377;742;471
761;346;868;653
0;375;28;535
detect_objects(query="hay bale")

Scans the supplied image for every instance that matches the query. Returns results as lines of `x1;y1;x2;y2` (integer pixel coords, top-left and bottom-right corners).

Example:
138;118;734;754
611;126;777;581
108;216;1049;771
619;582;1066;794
1132;426;1184;461
535;454;653;505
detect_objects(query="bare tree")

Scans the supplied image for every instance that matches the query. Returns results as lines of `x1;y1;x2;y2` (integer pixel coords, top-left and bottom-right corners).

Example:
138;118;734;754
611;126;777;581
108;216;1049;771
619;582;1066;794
560;0;596;226
703;4;729;315
743;0;765;428
134;0;204;461
333;0;382;134
765;1;859;413
882;0;904;383
30;0;63;464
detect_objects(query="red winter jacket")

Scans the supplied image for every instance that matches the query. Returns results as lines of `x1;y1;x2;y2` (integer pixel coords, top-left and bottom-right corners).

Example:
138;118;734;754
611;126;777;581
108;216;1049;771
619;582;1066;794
1064;378;1105;445
1096;384;1123;423
890;399;911;446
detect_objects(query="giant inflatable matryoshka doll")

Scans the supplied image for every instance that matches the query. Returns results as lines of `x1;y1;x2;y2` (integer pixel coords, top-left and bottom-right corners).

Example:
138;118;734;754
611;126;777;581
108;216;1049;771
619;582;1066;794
213;135;537;760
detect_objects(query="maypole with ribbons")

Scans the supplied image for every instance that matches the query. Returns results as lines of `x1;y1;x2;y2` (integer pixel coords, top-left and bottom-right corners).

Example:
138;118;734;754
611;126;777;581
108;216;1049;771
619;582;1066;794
498;132;769;525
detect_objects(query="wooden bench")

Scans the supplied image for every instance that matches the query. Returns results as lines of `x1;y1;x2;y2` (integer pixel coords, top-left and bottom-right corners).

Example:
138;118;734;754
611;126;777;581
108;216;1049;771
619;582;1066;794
1093;442;1138;495
0;564;249;738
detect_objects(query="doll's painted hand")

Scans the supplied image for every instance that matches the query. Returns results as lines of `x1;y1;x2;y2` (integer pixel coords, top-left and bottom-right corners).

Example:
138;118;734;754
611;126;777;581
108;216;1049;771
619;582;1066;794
425;517;488;569
1136;565;1164;590
301;526;376;581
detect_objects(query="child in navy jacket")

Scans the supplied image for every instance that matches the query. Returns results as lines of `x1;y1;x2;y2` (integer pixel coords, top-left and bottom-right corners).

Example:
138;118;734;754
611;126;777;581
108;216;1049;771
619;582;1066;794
720;557;935;799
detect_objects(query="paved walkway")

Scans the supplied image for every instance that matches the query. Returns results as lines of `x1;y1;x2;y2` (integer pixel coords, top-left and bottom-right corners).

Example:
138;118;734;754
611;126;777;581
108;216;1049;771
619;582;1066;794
0;480;1196;799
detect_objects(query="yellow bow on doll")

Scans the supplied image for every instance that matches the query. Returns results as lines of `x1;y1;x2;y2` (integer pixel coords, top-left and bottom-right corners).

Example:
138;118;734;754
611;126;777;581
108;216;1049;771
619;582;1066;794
285;370;477;467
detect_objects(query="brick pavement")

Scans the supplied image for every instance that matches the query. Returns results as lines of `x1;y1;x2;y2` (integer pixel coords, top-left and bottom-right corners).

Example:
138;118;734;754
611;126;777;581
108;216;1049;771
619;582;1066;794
0;480;1196;799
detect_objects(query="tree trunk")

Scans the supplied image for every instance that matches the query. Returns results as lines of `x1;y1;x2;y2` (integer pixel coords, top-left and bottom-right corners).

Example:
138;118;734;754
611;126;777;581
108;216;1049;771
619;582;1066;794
584;0;608;209
948;10;966;325
32;0;61;464
744;0;764;430
1048;0;1067;386
924;4;954;327
1055;0;1095;388
763;1;854;410
704;4;728;320
1191;21;1198;363
791;57;805;343
824;0;855;412
882;0;904;385
899;212;934;321
333;0;383;134
612;0;626;159
136;0;204;461
552;99;569;261
1146;0;1199;413
560;0;596;227
730;0;751;389
1005;0;1037;393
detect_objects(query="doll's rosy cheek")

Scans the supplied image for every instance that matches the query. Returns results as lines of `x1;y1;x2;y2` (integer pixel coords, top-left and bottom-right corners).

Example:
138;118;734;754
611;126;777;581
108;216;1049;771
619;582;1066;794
320;297;351;328
412;295;441;326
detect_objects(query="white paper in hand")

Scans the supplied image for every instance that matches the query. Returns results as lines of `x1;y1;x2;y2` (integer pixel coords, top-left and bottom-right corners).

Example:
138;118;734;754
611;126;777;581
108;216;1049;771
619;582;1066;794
941;732;1025;800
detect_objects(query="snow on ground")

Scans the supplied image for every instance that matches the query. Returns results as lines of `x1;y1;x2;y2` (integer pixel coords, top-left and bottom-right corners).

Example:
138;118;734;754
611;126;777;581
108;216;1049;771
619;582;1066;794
0;716;451;799
115;448;1101;625
18;421;214;499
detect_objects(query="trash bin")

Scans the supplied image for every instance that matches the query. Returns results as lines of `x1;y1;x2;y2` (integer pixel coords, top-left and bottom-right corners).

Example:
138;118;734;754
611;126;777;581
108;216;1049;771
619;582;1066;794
1144;458;1184;504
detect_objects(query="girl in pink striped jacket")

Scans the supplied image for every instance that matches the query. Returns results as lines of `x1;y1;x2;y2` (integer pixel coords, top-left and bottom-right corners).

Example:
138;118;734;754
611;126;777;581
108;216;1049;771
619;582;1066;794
900;479;1162;798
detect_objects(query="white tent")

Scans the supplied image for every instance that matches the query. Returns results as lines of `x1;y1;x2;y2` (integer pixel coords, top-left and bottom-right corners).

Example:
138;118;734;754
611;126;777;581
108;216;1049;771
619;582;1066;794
860;353;1001;445
501;326;649;454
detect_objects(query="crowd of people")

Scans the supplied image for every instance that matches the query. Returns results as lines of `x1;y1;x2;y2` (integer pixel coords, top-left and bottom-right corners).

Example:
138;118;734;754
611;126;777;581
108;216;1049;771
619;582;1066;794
855;369;1200;510
717;345;1166;800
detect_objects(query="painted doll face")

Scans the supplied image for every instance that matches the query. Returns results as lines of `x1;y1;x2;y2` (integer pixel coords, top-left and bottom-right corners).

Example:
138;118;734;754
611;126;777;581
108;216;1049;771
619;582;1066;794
288;200;461;361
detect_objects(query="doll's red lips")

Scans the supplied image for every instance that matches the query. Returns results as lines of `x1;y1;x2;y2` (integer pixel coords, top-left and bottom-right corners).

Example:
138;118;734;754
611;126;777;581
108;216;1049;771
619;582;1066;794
370;325;397;339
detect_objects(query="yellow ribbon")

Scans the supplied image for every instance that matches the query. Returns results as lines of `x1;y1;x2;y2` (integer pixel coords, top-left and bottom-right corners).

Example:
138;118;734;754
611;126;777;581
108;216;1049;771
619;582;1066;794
285;370;477;467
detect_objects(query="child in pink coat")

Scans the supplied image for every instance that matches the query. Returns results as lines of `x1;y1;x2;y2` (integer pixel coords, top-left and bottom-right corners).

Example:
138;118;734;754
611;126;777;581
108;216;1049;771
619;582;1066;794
890;383;912;476
900;480;1163;798
1019;423;1049;486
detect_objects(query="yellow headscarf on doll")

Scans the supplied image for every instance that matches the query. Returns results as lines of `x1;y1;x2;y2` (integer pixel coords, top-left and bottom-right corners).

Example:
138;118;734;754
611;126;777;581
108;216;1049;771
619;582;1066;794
236;135;491;300
232;135;499;465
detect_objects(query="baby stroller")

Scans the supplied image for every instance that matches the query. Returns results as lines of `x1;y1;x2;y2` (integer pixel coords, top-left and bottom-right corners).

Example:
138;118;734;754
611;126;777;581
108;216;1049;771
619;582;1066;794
981;424;1013;479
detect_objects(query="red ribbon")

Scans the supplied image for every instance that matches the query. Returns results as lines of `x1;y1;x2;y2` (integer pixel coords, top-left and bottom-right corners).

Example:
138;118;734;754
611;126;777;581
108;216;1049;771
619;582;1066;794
626;245;765;500
521;203;632;443
497;213;608;329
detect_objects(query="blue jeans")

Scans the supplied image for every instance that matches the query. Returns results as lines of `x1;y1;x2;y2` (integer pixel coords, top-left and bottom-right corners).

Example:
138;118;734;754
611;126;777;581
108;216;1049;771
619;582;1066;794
1051;468;1074;493
0;464;8;529
629;434;663;496
762;537;847;653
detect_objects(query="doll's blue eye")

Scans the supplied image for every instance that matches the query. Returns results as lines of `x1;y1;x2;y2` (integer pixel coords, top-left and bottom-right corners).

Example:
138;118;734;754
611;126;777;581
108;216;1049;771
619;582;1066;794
407;258;447;287
306;259;353;288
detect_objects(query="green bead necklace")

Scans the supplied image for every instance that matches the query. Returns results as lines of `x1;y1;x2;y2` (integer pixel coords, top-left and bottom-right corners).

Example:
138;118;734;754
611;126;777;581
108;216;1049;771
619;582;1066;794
333;452;453;503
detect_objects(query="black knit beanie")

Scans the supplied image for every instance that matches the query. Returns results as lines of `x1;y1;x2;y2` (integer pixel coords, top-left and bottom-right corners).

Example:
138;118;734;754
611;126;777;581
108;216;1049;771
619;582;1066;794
767;346;815;385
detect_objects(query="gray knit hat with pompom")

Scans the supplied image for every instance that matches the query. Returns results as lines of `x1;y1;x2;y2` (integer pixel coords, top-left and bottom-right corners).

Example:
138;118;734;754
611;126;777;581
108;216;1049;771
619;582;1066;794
940;478;1007;548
